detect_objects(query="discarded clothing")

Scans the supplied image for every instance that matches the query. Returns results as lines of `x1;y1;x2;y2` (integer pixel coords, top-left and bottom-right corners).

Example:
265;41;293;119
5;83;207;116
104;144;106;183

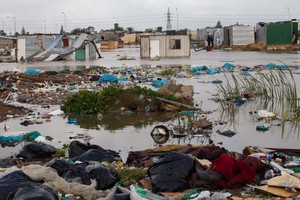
211;153;256;188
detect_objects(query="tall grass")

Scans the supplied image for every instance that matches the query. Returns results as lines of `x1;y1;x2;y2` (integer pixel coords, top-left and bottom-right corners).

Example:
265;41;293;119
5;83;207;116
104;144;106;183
216;69;299;121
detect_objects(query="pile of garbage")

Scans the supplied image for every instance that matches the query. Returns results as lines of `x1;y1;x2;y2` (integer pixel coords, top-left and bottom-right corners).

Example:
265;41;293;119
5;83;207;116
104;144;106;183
1;139;300;199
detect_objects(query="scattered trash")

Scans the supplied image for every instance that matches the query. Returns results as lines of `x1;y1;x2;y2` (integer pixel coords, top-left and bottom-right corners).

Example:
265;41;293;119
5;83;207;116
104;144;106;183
67;119;78;124
256;125;270;132
150;125;170;144
216;130;236;137
24;69;41;76
257;110;277;119
211;79;223;84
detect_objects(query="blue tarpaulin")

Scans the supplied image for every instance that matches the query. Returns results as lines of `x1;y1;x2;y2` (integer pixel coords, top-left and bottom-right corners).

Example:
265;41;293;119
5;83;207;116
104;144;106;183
24;69;41;75
223;63;235;69
99;74;119;83
151;79;169;88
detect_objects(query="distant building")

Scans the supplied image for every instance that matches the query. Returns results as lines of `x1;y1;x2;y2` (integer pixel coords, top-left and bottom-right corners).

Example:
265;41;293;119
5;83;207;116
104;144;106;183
96;31;120;50
223;25;255;46
140;33;190;59
0;36;25;62
256;21;298;45
120;32;143;45
197;28;223;47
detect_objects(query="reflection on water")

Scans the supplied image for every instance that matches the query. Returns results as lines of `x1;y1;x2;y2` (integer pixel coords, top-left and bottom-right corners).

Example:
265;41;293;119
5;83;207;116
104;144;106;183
67;112;174;131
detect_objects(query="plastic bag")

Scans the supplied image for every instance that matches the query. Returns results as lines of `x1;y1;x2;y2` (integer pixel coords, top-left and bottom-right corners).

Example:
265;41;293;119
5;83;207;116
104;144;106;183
148;152;195;193
0;170;42;200
68;140;107;158
90;165;118;190
16;142;56;159
71;149;122;163
8;185;58;200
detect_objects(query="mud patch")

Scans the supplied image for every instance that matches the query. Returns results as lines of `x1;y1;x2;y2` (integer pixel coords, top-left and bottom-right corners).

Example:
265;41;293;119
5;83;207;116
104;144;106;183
0;102;30;122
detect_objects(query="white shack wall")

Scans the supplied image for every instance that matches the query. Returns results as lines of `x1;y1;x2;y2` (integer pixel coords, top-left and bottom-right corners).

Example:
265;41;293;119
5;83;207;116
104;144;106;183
140;35;190;58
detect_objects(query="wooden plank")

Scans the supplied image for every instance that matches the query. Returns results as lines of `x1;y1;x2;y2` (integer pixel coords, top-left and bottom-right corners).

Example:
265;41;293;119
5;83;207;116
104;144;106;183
255;185;299;198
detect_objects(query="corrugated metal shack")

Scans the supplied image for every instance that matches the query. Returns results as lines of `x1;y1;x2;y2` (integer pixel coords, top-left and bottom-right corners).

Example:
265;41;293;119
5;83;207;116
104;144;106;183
256;21;298;45
140;32;190;59
223;25;255;46
20;34;97;61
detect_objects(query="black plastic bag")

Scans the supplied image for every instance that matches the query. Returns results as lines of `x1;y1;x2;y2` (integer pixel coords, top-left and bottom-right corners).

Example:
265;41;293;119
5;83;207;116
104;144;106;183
148;152;195;193
71;148;121;163
46;159;70;176
8;185;58;200
63;163;91;185
90;165;118;190
0;171;42;200
68;140;106;158
16;142;56;159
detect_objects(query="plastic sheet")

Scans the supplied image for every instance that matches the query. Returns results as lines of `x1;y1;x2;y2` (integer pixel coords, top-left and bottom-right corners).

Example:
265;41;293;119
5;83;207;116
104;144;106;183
16;142;56;159
148;152;195;193
0;170;42;200
9;185;58;200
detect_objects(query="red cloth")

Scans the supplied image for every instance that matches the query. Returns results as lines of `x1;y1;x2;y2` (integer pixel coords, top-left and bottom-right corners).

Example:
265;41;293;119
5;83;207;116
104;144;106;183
210;153;256;188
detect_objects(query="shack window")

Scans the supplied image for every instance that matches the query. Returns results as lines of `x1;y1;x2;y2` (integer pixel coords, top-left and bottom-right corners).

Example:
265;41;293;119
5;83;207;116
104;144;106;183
170;39;181;49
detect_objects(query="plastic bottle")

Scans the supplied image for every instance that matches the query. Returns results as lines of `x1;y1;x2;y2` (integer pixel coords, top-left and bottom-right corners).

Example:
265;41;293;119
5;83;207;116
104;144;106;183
270;161;294;174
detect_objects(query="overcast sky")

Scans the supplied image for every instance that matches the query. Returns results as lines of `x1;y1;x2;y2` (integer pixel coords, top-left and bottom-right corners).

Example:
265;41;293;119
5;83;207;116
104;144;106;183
0;0;299;34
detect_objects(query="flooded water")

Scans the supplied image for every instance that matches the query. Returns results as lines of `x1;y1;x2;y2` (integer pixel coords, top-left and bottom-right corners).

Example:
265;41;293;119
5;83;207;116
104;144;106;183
1;48;300;161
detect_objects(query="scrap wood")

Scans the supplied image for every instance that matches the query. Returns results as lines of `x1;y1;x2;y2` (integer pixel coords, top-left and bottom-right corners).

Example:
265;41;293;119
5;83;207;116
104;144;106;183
267;171;300;189
230;197;274;200
161;189;193;200
255;185;299;198
145;144;203;153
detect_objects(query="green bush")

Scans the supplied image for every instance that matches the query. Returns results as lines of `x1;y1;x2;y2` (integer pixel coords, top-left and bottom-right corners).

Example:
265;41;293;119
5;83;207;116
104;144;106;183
61;86;180;115
61;90;105;114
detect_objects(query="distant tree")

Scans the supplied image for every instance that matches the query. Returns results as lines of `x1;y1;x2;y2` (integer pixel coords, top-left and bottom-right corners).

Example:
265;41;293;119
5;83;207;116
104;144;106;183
156;26;163;32
70;28;86;34
60;25;65;34
21;26;26;35
144;28;153;33
215;20;222;28
126;27;134;33
114;23;124;31
0;30;6;36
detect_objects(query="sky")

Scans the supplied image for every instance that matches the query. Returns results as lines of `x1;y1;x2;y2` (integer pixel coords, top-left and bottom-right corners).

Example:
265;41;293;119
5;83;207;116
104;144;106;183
0;0;299;34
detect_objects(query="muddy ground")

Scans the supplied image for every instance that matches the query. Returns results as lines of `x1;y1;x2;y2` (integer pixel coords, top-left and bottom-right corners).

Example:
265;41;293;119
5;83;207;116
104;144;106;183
0;67;106;122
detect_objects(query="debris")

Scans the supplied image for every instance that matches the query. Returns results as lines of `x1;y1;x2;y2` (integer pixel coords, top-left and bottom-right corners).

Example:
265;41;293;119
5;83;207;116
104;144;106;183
216;130;236;137
255;185;299;198
257;110;277;119
267;171;300;188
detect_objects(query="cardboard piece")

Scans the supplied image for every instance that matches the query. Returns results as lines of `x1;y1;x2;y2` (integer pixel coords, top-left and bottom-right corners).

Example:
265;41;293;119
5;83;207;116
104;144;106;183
255;185;298;198
267;171;300;189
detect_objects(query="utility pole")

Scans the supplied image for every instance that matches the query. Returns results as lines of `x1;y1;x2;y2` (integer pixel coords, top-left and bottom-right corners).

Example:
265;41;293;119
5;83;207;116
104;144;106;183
166;7;172;31
176;8;178;30
7;16;16;35
43;20;46;34
287;7;290;21
62;12;66;33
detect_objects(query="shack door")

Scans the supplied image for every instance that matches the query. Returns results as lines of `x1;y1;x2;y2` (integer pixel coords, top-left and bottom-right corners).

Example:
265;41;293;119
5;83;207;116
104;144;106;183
75;43;86;60
150;40;159;58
